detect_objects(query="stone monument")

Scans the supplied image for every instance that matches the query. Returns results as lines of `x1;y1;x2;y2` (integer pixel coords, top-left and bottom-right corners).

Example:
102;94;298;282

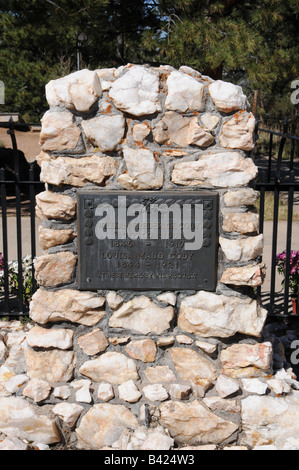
3;64;284;450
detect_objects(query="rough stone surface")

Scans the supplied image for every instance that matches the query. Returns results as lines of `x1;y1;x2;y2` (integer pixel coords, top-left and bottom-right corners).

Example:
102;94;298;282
156;336;175;347
169;348;217;392
137;427;174;451
22;378;51;403
97;383;115;402
25;347;76;383
220;111;255;151
40;154;116;187
81;114;125;152
169;384;191;400
200;113;220;132
208;80;248;112
109;65;161;116
29;289;106;326
0;436;28;451
159;400;238;445
176;334;193;345
172;152;258;188
106;291;124;310
156;292;176;306
215;374;240;398
165;71;205;112
27;325;74;350
221;263;266;287
109;295;174;335
53;386;71;400
36;191;76;221
203;396;241;414
38;226;76;250
118;380;142;403
221;342;273;378
76;403;139;449
79;352;139;384
222;211;259;234
125;339;157;363
143;366;176;384
0;339;6;362
40;110;81;152
219;234;264;262
96;67;123;91
241;378;268;395
153;112;214;148
4;375;29;394
118;147;163;190
224;188;259;207
178;291;267;338
196;341;217;355
71;380;92;404
267;378;291;395
77;329;108;356
143;384;168;402
132;123;151;142
34;252;77;287
0;397;60;445
46;69;102;112
53;403;84;427
241;392;299;450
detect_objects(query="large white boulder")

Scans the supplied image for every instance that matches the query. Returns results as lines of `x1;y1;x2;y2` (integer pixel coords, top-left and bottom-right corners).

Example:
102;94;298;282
46;69;102;112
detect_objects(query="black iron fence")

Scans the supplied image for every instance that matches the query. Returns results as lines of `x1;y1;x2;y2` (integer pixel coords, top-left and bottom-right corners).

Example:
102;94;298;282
0;118;298;317
0;119;43;316
255;118;299;316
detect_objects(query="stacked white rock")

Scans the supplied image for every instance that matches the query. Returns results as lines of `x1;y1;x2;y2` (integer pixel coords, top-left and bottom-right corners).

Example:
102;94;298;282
2;64;298;451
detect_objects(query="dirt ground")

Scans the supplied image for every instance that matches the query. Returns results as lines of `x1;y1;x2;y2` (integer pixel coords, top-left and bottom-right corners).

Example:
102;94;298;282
0;128;41;163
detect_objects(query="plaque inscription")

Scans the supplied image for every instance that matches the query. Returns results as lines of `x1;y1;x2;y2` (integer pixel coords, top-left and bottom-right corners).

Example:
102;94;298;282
78;191;218;290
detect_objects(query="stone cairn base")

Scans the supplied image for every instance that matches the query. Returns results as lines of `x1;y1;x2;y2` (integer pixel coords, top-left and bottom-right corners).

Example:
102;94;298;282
1;65;299;451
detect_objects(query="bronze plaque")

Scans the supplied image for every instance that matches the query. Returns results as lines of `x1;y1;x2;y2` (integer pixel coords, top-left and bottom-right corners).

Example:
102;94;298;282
78;191;218;291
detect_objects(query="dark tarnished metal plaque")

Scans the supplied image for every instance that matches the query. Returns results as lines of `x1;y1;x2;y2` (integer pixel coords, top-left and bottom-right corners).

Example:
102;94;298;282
78;191;218;291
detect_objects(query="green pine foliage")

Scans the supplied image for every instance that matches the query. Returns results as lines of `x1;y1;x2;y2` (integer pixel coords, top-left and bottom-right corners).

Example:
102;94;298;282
0;0;298;126
148;0;299;127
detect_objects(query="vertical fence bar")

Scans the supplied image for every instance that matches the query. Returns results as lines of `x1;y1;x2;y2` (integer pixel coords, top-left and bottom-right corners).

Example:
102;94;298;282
267;133;273;183
269;120;287;314
275;118;288;181
270;184;280;313
283;170;295;315
29;164;37;295
290;139;295;172
258;172;266;236
257;120;299;317
0;167;10;314
8;120;24;313
257;171;266;301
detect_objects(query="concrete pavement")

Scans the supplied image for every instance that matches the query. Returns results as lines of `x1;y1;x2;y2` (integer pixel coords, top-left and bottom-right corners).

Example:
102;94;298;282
0;217;43;261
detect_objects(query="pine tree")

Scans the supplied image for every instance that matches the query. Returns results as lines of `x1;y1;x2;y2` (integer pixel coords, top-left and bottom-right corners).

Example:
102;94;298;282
0;0;298;124
144;0;299;124
0;0;160;122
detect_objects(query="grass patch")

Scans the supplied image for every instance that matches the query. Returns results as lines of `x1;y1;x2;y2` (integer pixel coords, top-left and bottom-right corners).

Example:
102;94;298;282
255;192;299;222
